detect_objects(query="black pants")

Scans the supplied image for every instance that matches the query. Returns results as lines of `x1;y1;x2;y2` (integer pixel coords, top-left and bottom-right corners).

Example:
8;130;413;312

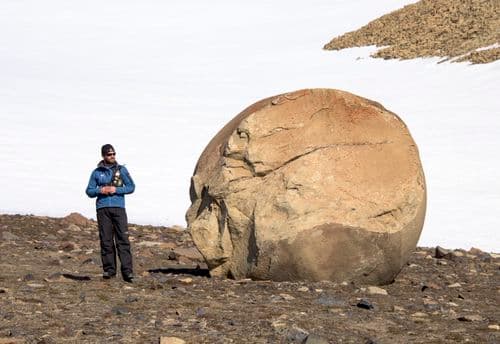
96;207;133;275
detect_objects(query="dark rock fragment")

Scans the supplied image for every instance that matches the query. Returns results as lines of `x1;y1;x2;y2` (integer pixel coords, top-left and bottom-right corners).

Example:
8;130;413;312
111;306;131;315
356;299;374;310
62;273;91;281
435;246;450;258
286;326;309;343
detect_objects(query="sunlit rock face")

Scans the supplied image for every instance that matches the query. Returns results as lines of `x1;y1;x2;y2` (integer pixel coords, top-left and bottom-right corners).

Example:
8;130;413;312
186;89;426;285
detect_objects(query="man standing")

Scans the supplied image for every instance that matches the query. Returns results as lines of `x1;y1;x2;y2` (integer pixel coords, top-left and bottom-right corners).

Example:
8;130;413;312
86;144;135;282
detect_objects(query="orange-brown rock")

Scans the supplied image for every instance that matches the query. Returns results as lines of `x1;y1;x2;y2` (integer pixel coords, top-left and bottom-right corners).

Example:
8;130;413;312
186;89;426;284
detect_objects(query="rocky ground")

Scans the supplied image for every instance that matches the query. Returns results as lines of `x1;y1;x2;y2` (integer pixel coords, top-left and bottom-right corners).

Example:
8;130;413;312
323;0;499;64
0;213;498;344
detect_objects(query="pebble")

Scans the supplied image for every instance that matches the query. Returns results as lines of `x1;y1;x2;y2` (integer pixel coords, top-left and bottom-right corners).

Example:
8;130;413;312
159;337;186;344
27;283;44;288
356;299;374;310
367;286;388;295
178;277;193;284
297;286;309;292
112;306;131;315
393;305;405;312
411;312;428;317
488;325;500;330
271;320;287;332
448;283;461;288
457;315;485;322
280;293;295;301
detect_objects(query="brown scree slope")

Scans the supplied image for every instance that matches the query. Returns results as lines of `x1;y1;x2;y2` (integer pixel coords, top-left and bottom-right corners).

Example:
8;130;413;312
323;0;500;64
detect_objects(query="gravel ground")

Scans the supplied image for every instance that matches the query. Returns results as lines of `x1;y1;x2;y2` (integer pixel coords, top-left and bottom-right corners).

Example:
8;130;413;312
0;213;499;343
323;0;499;64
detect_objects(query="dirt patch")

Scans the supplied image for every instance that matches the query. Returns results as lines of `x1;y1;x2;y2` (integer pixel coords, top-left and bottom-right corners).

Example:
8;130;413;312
323;0;500;64
0;213;499;343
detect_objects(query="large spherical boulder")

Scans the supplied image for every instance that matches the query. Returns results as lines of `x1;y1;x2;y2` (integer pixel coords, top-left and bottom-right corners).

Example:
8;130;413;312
186;89;426;284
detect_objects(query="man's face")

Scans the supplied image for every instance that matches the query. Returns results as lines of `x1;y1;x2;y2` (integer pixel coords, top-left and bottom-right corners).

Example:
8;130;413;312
103;151;116;164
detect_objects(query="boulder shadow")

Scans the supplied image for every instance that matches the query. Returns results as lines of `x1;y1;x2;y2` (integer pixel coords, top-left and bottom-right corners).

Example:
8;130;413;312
148;265;210;277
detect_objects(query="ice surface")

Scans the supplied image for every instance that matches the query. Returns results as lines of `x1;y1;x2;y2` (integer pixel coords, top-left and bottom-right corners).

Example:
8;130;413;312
0;0;498;251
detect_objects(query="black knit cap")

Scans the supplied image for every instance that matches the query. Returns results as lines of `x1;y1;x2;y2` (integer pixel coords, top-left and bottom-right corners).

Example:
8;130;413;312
101;144;115;156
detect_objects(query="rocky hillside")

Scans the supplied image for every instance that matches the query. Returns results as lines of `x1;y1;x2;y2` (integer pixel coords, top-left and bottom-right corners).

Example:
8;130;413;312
324;0;499;64
0;213;499;343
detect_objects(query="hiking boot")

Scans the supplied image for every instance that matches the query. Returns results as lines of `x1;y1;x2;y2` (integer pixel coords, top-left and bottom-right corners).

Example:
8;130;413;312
102;271;116;279
123;273;134;283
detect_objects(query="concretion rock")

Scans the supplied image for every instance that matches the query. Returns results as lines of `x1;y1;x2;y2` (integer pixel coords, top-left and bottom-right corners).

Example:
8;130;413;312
186;89;426;284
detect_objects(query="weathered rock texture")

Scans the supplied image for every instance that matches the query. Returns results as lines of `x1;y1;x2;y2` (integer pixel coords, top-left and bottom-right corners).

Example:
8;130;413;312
186;89;426;284
324;0;500;64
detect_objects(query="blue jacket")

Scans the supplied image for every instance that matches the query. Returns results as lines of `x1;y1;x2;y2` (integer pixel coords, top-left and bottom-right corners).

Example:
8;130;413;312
86;161;135;209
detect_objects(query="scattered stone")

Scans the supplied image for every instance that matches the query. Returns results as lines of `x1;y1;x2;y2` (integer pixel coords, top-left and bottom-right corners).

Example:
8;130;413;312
297;286;309;292
488;325;500;331
66;224;81;232
448;283;461;288
178;277;193;284
62;273;91;281
167;250;178;260
366;286;388;295
393;305;405;312
159;337;186;344
411;312;428;317
59;242;76;252
62;212;91;227
111;306;131;316
125;296;139;303
457;315;485;322
356;299;374;310
435;246;450;258
1;232;20;241
286;325;309;343
468;247;483;255
280;293;296;301
272;320;288;333
423;299;440;311
305;334;329;344
0;289;6;294
26;283;44;288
